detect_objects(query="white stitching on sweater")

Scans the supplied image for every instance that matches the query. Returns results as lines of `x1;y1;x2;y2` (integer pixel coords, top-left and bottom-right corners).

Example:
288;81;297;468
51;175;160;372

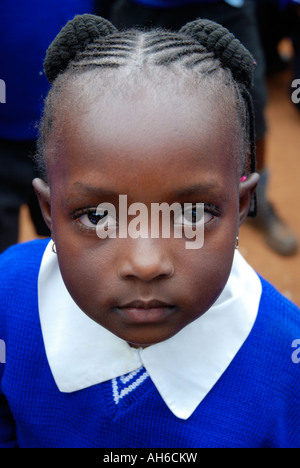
112;368;149;405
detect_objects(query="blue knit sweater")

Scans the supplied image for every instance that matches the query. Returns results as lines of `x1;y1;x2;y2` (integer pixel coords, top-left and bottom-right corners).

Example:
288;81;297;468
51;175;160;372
0;240;299;448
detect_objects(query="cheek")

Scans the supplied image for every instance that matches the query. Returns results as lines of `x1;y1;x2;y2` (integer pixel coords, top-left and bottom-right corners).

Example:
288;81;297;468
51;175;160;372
55;241;117;311
179;213;238;313
184;248;234;305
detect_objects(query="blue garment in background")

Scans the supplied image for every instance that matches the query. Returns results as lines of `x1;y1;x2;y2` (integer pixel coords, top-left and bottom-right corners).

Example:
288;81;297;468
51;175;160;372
130;0;300;8
130;0;245;7
0;0;94;140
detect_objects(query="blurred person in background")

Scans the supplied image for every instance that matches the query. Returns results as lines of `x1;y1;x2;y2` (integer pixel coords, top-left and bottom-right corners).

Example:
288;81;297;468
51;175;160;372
256;0;300;113
0;0;95;254
110;0;298;256
95;0;119;17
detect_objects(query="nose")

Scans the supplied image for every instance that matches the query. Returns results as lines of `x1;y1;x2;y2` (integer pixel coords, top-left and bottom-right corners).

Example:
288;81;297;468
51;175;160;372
118;238;174;282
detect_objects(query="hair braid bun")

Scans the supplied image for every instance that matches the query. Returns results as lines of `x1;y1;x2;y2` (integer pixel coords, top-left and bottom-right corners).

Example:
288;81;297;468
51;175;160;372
44;14;117;83
180;19;256;89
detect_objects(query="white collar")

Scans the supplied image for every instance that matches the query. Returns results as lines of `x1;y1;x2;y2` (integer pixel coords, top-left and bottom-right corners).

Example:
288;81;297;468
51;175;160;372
38;240;262;420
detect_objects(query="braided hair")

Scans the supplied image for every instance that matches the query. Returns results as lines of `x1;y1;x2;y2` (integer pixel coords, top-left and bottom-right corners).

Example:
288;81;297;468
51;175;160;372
37;14;257;215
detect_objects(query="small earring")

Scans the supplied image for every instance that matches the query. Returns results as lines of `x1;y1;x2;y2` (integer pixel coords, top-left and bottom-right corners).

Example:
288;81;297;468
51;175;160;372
52;241;57;254
235;236;239;250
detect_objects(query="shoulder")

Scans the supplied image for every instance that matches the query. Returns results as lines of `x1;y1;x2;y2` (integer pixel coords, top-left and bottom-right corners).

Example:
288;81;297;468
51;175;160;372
0;238;50;280
258;276;300;335
245;275;300;387
0;239;50;361
0;240;52;392
0;239;50;319
255;277;300;446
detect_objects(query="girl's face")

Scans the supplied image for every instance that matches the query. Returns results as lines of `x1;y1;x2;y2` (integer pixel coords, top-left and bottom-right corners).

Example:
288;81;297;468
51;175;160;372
35;79;258;348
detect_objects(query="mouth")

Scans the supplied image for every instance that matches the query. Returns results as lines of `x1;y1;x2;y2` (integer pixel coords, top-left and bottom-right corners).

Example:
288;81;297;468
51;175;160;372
116;300;176;324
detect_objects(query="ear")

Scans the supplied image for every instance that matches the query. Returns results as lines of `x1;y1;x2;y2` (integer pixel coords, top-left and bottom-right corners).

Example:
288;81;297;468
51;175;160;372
32;178;52;233
238;173;260;226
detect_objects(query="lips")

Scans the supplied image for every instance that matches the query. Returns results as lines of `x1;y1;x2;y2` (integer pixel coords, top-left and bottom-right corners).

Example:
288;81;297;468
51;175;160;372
116;300;176;324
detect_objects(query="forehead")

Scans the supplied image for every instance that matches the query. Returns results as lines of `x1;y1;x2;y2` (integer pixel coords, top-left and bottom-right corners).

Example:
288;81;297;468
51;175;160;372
47;72;241;192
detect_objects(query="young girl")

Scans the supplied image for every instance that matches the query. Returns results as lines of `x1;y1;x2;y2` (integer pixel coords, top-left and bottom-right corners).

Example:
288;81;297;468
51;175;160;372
0;14;299;448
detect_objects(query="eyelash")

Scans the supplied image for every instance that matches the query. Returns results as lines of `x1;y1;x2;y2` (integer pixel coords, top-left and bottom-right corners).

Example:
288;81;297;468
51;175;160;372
72;203;221;234
203;203;220;218
72;206;101;234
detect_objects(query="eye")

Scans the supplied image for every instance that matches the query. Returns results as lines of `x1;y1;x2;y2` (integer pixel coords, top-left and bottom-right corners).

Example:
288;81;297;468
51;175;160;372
73;207;117;231
174;203;216;226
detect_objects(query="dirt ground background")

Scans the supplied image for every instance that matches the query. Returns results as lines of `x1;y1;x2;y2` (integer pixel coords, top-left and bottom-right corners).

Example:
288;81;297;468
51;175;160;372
18;60;300;307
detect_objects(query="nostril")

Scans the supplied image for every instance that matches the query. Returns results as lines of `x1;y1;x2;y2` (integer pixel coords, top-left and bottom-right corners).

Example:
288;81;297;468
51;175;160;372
118;260;174;282
117;239;174;281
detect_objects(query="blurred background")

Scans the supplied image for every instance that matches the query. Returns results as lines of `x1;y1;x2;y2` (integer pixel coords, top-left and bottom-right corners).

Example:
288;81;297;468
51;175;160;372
1;0;300;306
240;60;300;306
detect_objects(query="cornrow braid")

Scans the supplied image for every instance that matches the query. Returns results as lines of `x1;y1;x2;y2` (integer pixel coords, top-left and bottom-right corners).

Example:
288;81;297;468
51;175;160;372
180;19;256;89
70;31;141;70
44;14;118;83
43;14;255;85
179;18;257;215
38;14;257;216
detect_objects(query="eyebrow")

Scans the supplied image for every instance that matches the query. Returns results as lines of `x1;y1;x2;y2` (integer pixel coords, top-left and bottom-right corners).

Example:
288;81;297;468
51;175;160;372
70;182;119;198
63;181;229;207
172;183;229;202
62;182;120;209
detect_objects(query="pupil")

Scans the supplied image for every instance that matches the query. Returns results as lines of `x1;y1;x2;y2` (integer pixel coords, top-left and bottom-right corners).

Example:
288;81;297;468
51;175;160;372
183;206;199;223
88;210;108;225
